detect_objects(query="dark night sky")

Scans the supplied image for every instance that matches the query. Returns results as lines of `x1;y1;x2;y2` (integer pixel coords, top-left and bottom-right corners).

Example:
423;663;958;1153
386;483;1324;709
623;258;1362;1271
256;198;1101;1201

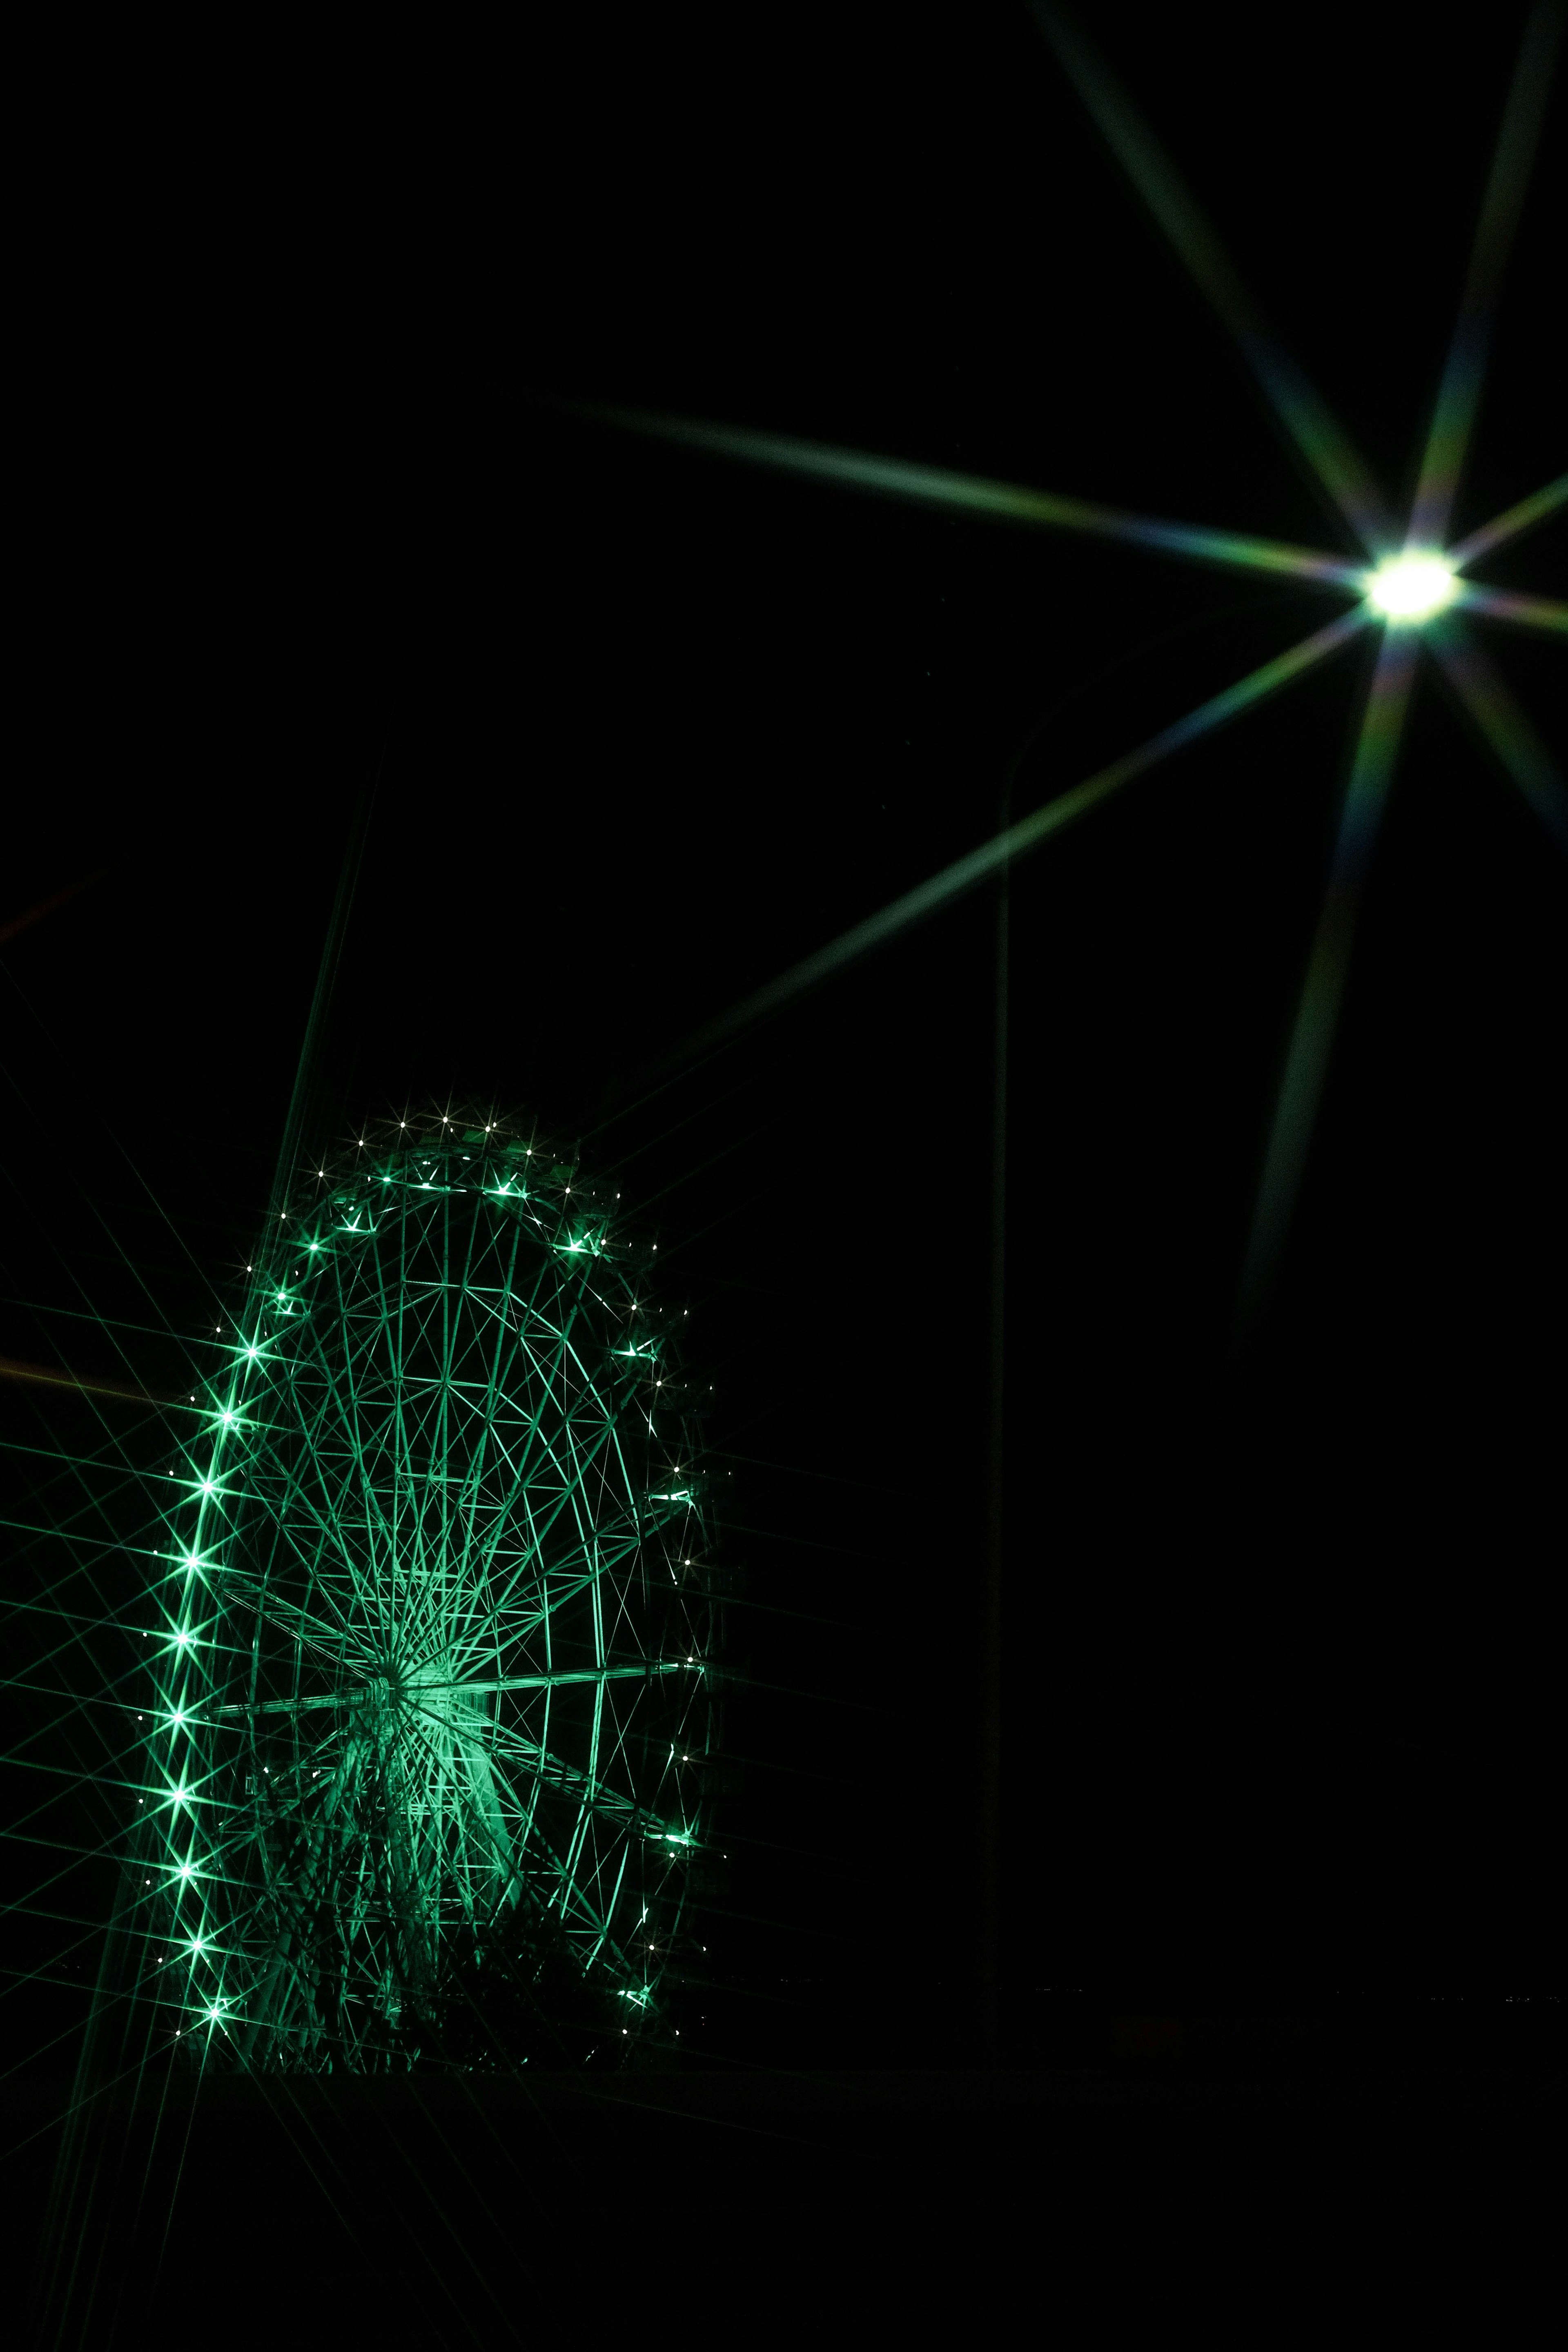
5;4;1563;2062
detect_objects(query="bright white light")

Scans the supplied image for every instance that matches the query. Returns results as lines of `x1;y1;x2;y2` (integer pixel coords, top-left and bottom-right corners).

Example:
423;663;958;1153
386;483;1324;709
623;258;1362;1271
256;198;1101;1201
1369;552;1457;622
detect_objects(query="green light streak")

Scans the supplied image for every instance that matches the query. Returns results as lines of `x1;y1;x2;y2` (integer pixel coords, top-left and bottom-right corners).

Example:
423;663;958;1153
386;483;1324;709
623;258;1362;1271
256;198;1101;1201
1406;3;1564;553
575;401;1363;588
0;1355;183;1409
1448;471;1568;568
682;604;1370;1056
211;1659;689;1715
1029;2;1393;556
1450;583;1568;636
1428;617;1568;844
1237;628;1421;1333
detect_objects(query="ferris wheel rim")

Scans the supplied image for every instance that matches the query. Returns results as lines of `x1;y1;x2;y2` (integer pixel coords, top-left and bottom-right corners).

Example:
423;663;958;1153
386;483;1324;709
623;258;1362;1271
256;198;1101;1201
139;1112;716;2069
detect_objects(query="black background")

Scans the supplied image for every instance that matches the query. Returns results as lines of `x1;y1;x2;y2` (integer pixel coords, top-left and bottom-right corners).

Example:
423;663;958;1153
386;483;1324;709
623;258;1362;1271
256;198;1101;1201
4;0;1564;2086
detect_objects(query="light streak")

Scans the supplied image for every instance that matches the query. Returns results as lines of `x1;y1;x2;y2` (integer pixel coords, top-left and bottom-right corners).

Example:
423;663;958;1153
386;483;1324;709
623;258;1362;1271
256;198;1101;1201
0;1354;183;1408
1450;584;1568;636
541;0;1561;1352
1236;629;1421;1334
567;401;1364;588
682;605;1372;1055
1029;3;1394;557
1406;2;1564;553
0;868;110;947
1428;619;1568;843
1448;471;1568;568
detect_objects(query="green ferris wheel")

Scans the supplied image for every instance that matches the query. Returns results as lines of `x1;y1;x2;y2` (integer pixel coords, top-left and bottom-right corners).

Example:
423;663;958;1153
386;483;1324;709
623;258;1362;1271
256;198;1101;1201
140;1112;715;2069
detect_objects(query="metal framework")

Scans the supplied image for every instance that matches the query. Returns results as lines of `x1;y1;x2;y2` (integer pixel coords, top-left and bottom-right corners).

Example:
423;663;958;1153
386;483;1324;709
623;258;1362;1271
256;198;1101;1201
140;1113;714;2067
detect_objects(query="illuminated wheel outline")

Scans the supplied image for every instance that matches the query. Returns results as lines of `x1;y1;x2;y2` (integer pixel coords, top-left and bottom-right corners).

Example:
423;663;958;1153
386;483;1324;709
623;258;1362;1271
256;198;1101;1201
145;1115;713;2068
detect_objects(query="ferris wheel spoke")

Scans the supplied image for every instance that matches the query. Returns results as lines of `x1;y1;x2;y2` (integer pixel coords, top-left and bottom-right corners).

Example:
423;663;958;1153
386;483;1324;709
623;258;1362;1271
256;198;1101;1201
482;1722;634;1818
225;1565;357;1677
405;1714;516;1898
380;1193;419;1617
212;1659;691;1718
476;1414;640;1636
237;1944;312;2059
508;1744;683;1866
565;1674;608;1895
499;1501;694;1648
390;1294;470;1627
445;1216;528;1599
428;1192;465;1653
425;1193;476;1668
254;1555;370;1674
244;1448;377;1648
512;1799;639;1974
281;1437;390;1640
381;1345;533;1637
416;1660;690;1707
305;1279;403;1630
388;1713;460;1889
459;1307;601;1605
234;1796;343;2011
506;1695;686;1851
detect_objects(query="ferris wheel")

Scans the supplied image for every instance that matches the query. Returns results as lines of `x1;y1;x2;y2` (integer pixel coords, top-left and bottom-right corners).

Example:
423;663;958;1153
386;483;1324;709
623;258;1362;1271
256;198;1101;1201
138;1113;715;2069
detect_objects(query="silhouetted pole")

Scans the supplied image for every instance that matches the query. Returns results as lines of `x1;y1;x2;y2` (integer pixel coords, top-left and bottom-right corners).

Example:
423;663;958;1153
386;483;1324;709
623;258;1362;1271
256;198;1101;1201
975;774;1009;2066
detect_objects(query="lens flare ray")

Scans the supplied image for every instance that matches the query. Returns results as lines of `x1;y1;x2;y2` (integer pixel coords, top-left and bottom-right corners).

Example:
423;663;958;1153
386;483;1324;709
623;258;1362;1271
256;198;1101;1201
0;870;109;947
0;1356;181;1409
1236;632;1421;1336
1450;583;1568;635
1029;3;1394;557
1448;470;1568;568
678;607;1371;1059
565;403;1364;589
1429;619;1568;844
1407;2;1564;553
